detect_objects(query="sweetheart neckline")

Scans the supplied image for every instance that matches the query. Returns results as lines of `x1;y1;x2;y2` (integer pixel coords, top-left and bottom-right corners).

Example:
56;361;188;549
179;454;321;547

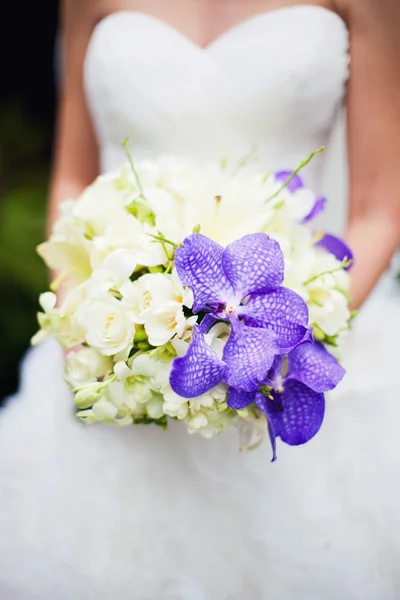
89;4;347;53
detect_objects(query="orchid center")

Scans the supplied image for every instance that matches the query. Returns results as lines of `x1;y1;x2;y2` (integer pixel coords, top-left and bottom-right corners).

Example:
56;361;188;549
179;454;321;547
272;374;284;394
226;304;236;316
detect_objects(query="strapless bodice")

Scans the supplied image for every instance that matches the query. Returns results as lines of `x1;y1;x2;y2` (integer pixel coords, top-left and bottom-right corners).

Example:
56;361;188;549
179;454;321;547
84;6;349;194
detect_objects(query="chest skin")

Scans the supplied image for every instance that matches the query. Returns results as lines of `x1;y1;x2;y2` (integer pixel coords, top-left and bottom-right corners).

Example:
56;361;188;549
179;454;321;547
92;0;337;49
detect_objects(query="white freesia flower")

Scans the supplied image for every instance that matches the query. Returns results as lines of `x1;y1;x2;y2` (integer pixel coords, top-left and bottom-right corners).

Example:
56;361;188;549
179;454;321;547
120;273;175;323
121;272;194;346
185;411;209;431
185;408;235;439
309;287;350;337
76;295;135;356
37;203;92;288
146;394;165;419
92;399;119;420
163;401;189;419
144;301;188;346
304;252;351;337
106;379;151;411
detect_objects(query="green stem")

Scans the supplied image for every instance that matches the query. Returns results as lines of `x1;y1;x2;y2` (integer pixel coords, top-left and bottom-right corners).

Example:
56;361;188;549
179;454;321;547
122;138;146;199
266;147;325;203
231;145;258;176
303;259;352;286
148;232;179;250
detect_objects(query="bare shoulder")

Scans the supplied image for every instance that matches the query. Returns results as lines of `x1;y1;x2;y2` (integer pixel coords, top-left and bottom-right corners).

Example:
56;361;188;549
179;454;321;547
335;0;400;26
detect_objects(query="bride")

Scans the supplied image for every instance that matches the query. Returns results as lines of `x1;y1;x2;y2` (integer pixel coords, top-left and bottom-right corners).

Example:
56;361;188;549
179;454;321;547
1;1;400;598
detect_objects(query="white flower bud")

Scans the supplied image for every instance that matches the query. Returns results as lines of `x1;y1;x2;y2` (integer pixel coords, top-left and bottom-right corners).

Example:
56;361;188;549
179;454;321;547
39;292;57;312
74;385;102;409
92;400;118;420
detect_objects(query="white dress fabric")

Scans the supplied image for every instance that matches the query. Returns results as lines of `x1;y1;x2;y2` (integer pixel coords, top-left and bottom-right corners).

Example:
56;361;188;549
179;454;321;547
1;7;400;599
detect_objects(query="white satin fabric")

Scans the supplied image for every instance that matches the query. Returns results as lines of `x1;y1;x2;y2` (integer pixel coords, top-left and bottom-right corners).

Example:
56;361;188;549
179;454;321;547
1;7;400;599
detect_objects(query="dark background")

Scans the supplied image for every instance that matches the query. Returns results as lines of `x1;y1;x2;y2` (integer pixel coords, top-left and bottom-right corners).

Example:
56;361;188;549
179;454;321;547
0;3;59;401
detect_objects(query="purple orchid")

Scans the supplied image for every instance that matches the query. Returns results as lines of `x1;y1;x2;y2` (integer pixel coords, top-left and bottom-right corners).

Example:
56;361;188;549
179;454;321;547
316;233;354;270
275;170;327;223
228;341;345;461
170;233;309;398
274;170;305;194
303;197;327;223
275;171;353;268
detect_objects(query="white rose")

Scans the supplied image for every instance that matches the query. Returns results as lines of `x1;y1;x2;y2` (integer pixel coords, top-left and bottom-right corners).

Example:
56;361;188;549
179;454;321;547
57;284;88;346
65;347;112;388
76;296;135;356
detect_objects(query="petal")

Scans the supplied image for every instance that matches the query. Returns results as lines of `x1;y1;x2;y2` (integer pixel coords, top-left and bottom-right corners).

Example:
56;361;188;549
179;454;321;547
274;171;304;193
254;394;277;462
223;320;277;392
174;234;233;313
267;355;285;384
169;326;227;398
303;196;327;223
227;387;256;410
316;234;353;269
263;381;325;446
287;340;345;393
198;314;218;334
241;288;309;352
222;233;284;297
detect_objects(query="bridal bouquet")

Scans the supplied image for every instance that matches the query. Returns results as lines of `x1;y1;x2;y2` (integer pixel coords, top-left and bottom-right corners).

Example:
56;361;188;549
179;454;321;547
33;147;353;459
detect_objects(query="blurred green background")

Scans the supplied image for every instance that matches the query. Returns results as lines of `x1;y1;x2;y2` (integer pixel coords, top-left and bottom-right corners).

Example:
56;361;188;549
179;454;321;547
0;104;49;400
0;3;58;402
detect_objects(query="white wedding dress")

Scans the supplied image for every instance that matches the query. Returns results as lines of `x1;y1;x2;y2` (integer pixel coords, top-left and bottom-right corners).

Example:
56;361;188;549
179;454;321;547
2;7;400;599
